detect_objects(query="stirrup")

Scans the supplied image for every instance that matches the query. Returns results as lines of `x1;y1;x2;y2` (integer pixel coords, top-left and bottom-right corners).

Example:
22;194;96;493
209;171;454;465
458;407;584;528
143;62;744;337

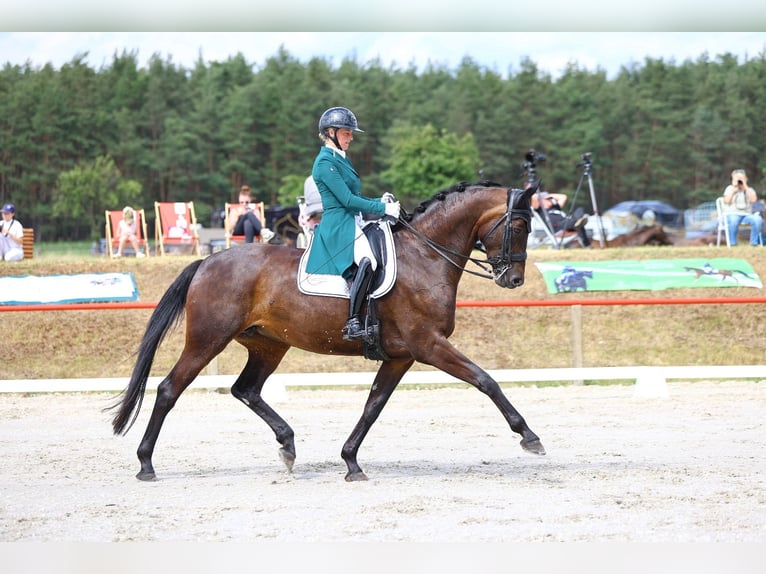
342;317;366;341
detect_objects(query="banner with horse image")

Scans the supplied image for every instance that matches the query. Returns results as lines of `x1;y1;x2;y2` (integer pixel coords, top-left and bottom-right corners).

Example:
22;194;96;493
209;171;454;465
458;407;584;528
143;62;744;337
535;258;762;294
0;272;138;305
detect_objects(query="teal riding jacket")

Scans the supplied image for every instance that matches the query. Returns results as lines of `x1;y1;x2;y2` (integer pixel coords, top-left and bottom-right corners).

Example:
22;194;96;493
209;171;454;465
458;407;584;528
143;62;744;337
305;146;386;278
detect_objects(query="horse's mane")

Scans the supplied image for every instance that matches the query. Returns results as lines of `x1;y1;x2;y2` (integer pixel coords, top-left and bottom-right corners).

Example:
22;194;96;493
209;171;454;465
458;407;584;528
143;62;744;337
400;180;507;224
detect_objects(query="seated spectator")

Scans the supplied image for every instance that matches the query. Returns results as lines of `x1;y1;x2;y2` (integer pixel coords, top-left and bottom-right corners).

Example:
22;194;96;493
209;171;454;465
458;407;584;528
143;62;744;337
228;185;274;243
722;169;762;246
115;206;145;257
0;203;24;262
530;191;590;247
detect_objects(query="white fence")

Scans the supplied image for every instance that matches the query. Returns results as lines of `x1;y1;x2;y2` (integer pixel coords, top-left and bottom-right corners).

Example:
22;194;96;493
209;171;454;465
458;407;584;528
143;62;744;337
2;365;764;400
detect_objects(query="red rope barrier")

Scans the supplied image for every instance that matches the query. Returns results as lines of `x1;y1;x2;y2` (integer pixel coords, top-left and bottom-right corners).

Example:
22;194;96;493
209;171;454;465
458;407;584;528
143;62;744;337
0;302;158;312
3;296;766;312
455;296;766;307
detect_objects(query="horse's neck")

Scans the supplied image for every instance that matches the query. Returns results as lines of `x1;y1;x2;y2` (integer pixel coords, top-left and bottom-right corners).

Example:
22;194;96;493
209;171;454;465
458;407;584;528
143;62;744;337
413;195;493;256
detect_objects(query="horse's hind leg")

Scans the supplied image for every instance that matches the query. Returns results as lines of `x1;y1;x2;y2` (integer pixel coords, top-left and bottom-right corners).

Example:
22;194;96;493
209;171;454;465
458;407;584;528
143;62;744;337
229;339;295;472
135;348;215;481
341;358;415;481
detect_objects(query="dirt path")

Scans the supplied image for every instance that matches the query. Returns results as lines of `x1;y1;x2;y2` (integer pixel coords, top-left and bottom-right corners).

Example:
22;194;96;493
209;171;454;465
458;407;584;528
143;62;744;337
1;380;764;542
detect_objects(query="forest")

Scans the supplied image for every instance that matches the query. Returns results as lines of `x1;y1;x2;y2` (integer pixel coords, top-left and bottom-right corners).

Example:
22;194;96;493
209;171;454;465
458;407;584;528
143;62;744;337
1;45;765;241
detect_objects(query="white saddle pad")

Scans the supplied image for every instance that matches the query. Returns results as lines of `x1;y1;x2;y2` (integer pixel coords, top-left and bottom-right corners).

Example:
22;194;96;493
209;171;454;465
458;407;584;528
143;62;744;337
297;221;397;299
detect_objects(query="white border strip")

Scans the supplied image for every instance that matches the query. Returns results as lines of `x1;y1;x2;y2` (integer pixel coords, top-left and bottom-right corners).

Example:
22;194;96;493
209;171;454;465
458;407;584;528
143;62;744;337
0;365;763;394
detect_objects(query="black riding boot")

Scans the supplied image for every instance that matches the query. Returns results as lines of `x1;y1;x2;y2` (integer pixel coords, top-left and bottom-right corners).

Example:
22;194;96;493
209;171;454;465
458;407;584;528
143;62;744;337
342;258;374;341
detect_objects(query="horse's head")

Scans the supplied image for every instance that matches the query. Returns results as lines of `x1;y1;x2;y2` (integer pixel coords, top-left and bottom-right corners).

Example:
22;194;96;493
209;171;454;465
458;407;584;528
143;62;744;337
478;183;536;289
400;180;536;289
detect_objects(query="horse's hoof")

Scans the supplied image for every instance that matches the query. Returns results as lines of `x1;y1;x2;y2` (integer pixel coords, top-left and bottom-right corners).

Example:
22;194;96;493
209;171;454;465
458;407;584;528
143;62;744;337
520;438;546;455
344;471;369;482
136;470;157;481
278;447;295;473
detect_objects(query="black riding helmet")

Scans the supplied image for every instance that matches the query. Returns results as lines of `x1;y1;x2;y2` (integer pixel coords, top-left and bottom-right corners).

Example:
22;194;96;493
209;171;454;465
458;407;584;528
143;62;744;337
318;107;363;150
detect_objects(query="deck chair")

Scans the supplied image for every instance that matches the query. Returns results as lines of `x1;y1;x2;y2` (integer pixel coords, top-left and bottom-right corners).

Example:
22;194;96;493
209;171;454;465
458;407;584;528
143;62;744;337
716;196;763;247
105;208;149;258
224;201;266;248
716;197;729;247
154;201;200;256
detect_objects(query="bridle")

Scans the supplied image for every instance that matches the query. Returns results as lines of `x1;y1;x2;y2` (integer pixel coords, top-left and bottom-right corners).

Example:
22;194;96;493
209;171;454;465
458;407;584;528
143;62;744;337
396;187;532;281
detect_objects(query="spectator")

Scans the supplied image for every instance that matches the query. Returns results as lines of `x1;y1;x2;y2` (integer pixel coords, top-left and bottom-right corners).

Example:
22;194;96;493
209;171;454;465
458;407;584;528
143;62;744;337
0;203;24;262
530;191;590;247
722;169;762;246
115;206;145;257
228;185;274;243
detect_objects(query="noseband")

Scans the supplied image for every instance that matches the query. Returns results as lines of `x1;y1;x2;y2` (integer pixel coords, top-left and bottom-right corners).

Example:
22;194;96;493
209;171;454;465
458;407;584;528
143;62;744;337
398;187;531;281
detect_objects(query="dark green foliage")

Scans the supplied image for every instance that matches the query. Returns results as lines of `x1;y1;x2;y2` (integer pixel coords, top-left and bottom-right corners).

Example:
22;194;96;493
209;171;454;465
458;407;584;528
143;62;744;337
1;48;765;240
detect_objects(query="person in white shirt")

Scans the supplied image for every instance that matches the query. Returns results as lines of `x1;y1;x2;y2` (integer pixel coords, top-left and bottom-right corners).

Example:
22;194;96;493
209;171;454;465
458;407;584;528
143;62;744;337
115;206;145;257
0;203;24;262
722;169;762;246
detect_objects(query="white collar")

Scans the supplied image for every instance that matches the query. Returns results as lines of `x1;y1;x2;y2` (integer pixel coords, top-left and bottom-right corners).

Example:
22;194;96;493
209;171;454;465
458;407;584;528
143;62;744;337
325;143;346;158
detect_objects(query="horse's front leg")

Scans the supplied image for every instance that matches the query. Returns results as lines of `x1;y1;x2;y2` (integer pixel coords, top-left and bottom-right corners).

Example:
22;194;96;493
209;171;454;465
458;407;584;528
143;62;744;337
419;337;546;455
341;358;415;481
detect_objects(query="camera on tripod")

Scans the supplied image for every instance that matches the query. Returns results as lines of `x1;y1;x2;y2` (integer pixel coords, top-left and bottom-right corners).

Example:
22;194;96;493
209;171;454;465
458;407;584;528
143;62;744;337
522;148;547;180
576;152;593;169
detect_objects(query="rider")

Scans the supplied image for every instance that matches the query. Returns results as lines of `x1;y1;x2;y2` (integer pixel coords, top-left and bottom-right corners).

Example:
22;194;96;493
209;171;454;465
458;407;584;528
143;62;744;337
305;106;401;341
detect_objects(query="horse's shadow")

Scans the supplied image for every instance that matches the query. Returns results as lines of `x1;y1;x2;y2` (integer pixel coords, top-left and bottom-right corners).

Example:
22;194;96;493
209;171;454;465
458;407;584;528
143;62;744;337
149;455;638;484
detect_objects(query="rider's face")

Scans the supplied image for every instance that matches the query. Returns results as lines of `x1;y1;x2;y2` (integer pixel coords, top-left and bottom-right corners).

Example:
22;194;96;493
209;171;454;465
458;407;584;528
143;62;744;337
334;128;354;151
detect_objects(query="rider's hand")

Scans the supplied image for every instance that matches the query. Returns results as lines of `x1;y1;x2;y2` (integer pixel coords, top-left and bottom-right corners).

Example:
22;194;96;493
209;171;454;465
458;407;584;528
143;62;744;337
384;201;401;219
381;192;396;204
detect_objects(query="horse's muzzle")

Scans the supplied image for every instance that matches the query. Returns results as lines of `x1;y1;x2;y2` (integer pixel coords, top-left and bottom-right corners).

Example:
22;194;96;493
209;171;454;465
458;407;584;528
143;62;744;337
495;269;525;289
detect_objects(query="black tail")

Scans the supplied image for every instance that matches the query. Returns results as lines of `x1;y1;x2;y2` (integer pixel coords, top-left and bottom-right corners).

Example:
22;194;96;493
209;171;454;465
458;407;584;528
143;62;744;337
108;259;204;435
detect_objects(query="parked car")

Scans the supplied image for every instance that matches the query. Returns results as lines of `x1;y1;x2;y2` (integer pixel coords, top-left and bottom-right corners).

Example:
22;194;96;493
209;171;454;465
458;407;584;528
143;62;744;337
605;200;683;227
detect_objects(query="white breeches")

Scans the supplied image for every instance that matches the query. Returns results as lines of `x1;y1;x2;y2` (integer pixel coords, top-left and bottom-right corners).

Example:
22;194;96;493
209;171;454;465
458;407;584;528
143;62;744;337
353;223;378;271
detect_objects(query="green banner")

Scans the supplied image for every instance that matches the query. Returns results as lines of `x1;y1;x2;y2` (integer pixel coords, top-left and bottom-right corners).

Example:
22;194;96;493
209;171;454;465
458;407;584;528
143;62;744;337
535;258;762;294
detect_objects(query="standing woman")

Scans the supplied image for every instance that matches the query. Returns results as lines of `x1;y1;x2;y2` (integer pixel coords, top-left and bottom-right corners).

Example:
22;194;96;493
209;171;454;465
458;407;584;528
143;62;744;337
306;107;401;341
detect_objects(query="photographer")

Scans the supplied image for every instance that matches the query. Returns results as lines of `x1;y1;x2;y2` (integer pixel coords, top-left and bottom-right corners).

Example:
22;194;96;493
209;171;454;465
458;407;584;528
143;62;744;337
722;169;762;246
523;149;590;247
530;190;590;247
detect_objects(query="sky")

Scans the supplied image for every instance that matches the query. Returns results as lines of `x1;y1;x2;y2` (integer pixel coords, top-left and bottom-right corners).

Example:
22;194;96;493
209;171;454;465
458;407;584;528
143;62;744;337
1;32;765;80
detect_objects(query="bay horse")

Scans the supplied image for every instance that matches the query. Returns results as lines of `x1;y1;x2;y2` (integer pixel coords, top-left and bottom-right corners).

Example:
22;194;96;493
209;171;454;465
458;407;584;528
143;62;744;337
110;181;546;482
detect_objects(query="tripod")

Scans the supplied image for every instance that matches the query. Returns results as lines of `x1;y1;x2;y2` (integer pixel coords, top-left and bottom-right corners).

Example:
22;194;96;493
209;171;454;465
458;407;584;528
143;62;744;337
521;149;565;248
571;152;606;248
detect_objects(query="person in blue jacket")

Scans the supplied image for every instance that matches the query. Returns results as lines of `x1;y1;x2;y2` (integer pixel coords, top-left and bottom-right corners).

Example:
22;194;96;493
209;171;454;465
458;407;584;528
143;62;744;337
306;106;401;341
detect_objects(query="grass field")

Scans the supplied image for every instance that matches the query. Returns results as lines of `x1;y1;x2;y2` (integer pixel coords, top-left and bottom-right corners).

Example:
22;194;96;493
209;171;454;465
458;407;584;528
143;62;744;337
2;242;765;381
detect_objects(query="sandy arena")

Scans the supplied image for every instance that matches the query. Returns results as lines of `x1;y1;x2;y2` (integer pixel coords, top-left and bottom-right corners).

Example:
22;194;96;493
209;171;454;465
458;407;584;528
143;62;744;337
0;380;764;542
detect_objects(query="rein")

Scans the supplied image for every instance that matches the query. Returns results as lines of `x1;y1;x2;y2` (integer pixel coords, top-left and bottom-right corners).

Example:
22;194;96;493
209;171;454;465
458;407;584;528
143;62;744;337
397;188;531;281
